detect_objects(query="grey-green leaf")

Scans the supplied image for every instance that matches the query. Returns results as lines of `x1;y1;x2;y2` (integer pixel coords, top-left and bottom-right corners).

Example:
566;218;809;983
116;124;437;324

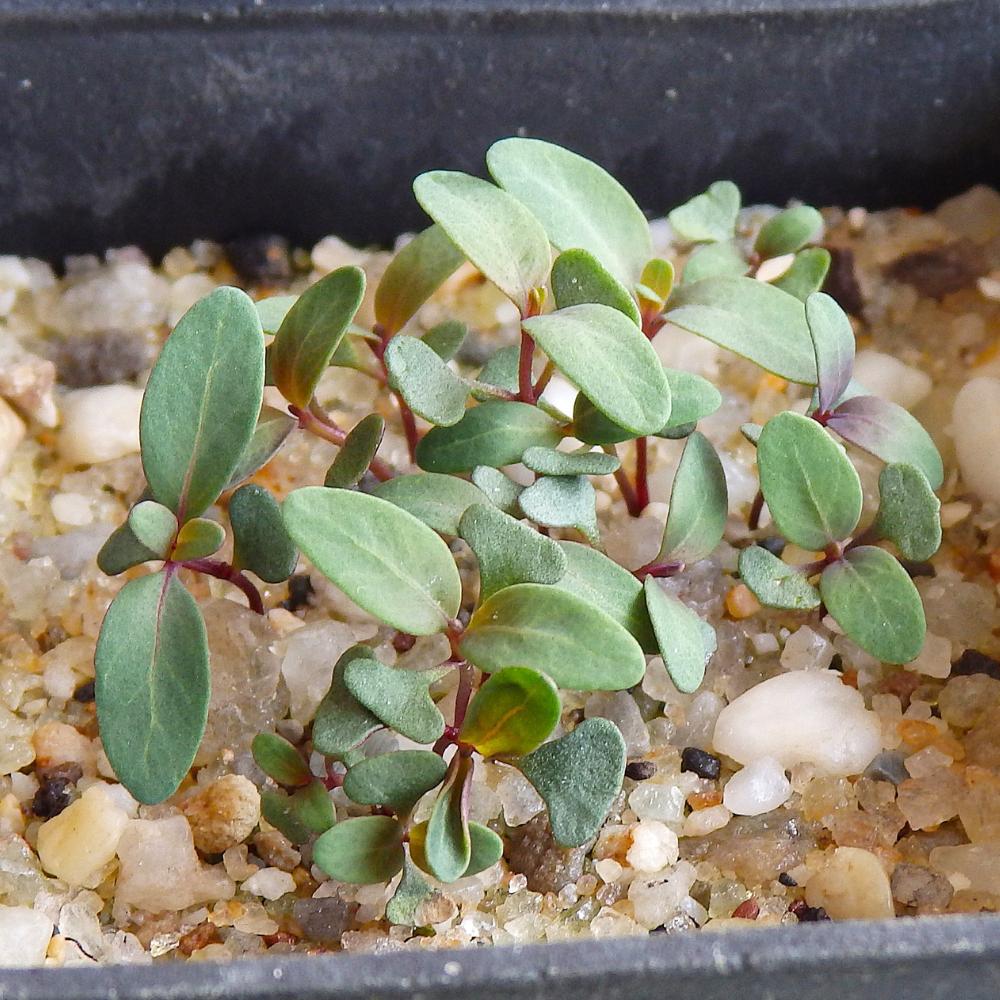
772;248;831;301
282;488;462;634
170;517;225;562
669;181;741;244
424;755;472;882
550;248;641;325
757;410;863;550
95;570;208;804
682;240;748;285
127;500;177;559
343;751;448;812
313;816;405;885
251;732;312;788
96;519;160;576
820;546;926;664
475;345;521;396
643;578;716;694
738;545;822;610
872;463;942;562
312;646;384;758
755;205;823;258
372;472;488;535
807;292;855;416
413;170;551;310
386;855;437;925
523;304;670;436
256;295;297;334
223;406;297;491
458;503;567;601
422;320;468;361
325;413;385;488
464;823;504;876
522;446;620;477
471;465;524;516
140;286;265;519
385;334;470;427
659;432;728;564
230;483;298;583
487;137;651;287
416;401;563;474
518;718;626;847
519;474;599;544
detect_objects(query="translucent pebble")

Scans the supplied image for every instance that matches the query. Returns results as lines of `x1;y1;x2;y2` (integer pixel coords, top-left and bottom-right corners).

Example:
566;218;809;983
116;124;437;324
241;867;296;901
628;782;686;826
853;350;931;410
57;386;143;465
280;620;357;724
713;670;882;775
682;804;732;837
723;757;791;816
918;577;997;649
959;767;1000;843
589;905;645;938
935;184;1000;244
903;746;953;779
805;847;893;920
625;820;679;873
627;860;697;929
896;768;964;830
938;674;1000;729
497;768;544;827
642;656;686;703
680;691;726;749
780;626;835;671
0;906;53;966
585;691;650;756
750;633;780;656
905;632;952;679
0;399;25;476
930;843;1000;895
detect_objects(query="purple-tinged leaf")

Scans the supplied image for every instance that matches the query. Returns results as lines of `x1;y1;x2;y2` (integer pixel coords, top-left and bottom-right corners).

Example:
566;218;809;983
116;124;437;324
806;292;855;415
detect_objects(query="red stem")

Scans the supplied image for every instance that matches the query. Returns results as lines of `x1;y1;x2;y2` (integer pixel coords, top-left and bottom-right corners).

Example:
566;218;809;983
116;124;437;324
518;330;537;404
635;436;650;512
748;489;765;531
291;403;393;481
453;660;474;731
632;559;684;579
613;462;642;517
370;328;420;463
183;557;265;614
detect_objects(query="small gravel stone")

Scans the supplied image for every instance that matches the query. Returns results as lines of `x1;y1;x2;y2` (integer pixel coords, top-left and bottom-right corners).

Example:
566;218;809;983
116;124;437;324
626;820;679;873
0;906;53;966
625;761;657;781
50;329;152;388
58;385;143;465
723;757;792;817
805;847;894;920
885;239;986;299
181;774;261;855
938;674;1000;729
780;625;835;671
281;574;315;612
680;747;721;780
951;649;1000;680
682;804;732;837
225;235;292;286
241;867;296;901
929;844;1000;896
852;350;932;411
864;751;910;786
31;764;81;819
952;377;1000;502
291;895;359;945
252;829;302;872
585;691;650;756
504;813;589;893
890;863;954;911
0;398;25;476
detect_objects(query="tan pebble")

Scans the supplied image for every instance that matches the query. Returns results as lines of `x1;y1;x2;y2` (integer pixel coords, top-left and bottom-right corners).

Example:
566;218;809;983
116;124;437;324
805;847;894;920
0;398;25;475
182;774;261;855
251;829;301;872
32;721;97;776
58;385;142;465
725;584;760;620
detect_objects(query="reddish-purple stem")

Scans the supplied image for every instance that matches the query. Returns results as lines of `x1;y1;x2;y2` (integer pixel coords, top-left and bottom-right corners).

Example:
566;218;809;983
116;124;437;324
613;462;642;517
748;489;765;531
290;402;393;481
183;557;265;614
518;330;537;404
632;559;684;580
370;326;421;463
635;436;650;512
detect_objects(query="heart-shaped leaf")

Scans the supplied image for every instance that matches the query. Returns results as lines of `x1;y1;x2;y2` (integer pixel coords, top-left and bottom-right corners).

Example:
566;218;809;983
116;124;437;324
424;754;473;882
289;780;336;835
471;465;524;516
230;483;298;583
343;657;448;744
385;334;470;427
171;517;225;562
459;503;567;601
682;241;748;284
386;855;437;925
325;413;385;489
738;545;822;610
523;304;670;436
95;570;208;804
550;249;641;325
825;394;943;490
487;137;651;287
659;432;728;564
552;541;657;653
312;646;384;758
757;410;862;550
518;474;599;544
127;500;177;559
224;406;297;491
314;816;405;884
755;205;823;258
820;546;926;664
643;578;717;694
668;181;741;244
772;248;831;301
872;463;942;562
422;320;468;361
522;446;620;477
461;583;646;691
282;488;462;634
343;750;448;812
666;277;817;384
416;401;563;474
413;171;550;311
636;258;675;310
141;287;265;519
807;292;855;416
372;473;488;536
270;266;366;408
459;666;560;758
374;224;465;336
465;822;504;876
251;732;312;788
519;718;626;847
256;295;298;334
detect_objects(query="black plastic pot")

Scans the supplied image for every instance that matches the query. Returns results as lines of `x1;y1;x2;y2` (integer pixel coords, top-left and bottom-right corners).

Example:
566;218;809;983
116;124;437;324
2;0;1000;996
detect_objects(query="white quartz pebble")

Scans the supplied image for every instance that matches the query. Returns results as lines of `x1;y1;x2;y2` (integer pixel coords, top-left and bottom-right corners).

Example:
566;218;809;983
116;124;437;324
953;377;1000;502
241;867;296;901
0;397;25;476
853;350;932;410
712;670;882;775
805;847;894;920
722;756;792;816
58;385;143;465
625;820;679;873
0;906;54;966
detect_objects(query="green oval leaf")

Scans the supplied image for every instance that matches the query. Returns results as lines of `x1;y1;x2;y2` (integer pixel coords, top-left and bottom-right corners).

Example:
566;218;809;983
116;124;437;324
820;546;926;664
523;304;670;436
471;465;524;516
290;780;336;835
252;732;312;788
666;277;817;384
487;137;651;287
140;287;265;519
256;295;298;334
551;248;641;325
416;401;563;474
475;345;520;396
518;718;626;847
343;658;448;745
171;516;225;562
659;432;728;564
637;258;675;309
459;503;567;601
465;822;504;876
271;266;366;408
737;545;822;610
325;413;385;489
230;483;298;583
127;500;177;559
552;541;657;653
422;320;468;361
314;816;405;885
807;292;855;416
757;411;863;550
372;472;489;536
95;570;208;804
282;488;461;634
459;666;560;758
643;578;716;694
772;247;831;301
668;181;741;244
682;240;748;285
374;224;465;336
518;474;599;544
872;463;942;562
413;171;550;310
826;394;943;490
424;755;473;883
755;205;823;258
461;583;646;691
223;406;297;491
312;646;384;758
97;519;160;576
522;446;620;477
385;334;470;426
343;750;448;812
